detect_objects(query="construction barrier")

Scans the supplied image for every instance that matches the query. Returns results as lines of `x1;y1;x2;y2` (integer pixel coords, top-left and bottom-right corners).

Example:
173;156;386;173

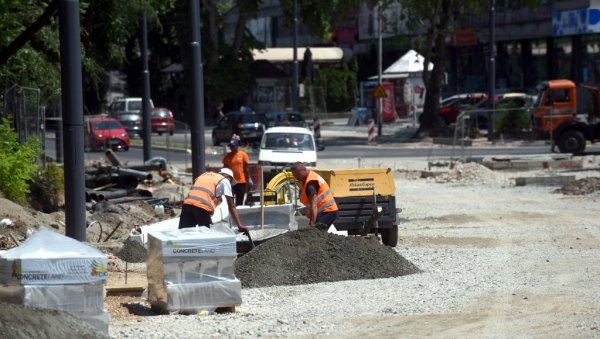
368;119;375;145
313;116;321;144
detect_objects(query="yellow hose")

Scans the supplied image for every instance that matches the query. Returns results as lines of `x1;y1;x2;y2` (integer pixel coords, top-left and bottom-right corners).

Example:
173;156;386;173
265;170;300;205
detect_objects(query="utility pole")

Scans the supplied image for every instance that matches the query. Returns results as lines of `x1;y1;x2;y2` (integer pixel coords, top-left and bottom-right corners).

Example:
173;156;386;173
487;0;496;141
292;0;299;112
377;2;383;136
188;0;206;178
58;0;86;241
141;11;152;161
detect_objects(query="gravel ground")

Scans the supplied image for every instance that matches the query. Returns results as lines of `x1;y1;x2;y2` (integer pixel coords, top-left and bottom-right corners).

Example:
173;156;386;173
109;159;600;338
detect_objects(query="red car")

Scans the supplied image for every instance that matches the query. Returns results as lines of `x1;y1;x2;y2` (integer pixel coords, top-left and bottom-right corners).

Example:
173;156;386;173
84;117;130;151
439;93;487;124
151;108;175;135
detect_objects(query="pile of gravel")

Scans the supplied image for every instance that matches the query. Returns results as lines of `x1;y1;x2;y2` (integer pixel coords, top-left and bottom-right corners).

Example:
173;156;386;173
430;162;509;186
234;228;420;288
116;238;147;263
0;303;108;339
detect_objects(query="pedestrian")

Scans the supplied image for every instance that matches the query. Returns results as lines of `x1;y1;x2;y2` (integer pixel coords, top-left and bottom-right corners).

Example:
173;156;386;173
178;168;248;232
222;139;252;205
290;162;338;229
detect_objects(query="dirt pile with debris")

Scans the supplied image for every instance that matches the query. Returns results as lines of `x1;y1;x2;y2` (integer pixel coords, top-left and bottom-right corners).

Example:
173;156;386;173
0;302;108;339
429;162;508;186
554;177;600;195
234;228;420;288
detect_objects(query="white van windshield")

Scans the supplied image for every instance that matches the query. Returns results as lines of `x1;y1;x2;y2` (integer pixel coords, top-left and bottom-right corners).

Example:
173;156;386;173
262;132;314;151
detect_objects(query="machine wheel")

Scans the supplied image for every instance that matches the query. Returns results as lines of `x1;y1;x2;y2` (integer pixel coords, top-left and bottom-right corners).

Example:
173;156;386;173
380;225;398;247
557;130;586;154
212;132;220;146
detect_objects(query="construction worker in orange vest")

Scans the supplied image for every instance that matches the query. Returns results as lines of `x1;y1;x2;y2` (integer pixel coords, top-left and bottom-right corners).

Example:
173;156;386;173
290;162;338;229
179;168;248;232
222;138;252;206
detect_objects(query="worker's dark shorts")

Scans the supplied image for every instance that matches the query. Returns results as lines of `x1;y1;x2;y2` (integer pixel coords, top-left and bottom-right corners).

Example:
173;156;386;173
316;210;338;228
179;204;212;229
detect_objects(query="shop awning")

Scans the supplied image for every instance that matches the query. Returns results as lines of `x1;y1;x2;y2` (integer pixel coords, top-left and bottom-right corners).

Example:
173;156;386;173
252;47;344;63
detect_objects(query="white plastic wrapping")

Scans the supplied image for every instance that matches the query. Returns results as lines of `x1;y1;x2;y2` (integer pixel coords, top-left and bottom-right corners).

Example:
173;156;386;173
166;279;242;313
147;225;241;313
0;228;108;285
21;283;104;314
162;257;236;284
233;204;297;230
147;224;237;258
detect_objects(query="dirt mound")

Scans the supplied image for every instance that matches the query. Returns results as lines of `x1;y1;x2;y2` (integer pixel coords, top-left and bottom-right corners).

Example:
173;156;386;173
554;177;600;195
0;303;108;339
430;162;507;186
116;238;147;263
234;229;420;288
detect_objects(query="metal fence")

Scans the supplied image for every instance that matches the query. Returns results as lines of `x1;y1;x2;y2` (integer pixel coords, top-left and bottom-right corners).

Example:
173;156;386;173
2;83;43;145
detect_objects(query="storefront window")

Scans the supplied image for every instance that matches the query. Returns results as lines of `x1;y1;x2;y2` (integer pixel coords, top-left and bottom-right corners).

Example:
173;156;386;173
531;40;547;85
583;35;600;85
554;37;571;79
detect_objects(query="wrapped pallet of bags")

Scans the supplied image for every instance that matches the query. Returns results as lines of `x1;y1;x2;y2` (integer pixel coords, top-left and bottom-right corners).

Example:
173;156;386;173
146;224;241;314
0;228;109;334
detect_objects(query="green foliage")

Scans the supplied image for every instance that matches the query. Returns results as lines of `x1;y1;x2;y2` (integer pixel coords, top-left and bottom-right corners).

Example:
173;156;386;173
494;101;531;135
29;163;65;212
314;62;358;112
0;117;41;205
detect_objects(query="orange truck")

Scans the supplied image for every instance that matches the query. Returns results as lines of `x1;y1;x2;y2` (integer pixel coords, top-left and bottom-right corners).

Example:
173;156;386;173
532;79;600;154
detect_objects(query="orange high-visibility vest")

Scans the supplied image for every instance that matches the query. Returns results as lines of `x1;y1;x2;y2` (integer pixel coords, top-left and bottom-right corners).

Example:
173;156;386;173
300;170;338;218
183;172;225;214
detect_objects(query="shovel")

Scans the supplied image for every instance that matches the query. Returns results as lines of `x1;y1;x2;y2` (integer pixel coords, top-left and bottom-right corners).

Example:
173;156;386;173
238;225;255;249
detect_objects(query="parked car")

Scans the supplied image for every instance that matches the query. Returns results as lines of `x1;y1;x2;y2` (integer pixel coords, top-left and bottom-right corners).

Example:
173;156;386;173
212;111;268;146
109;97;155;137
108;97;154;116
467;92;534;129
113;112;143;137
258;126;317;168
151;107;175;135
439;93;487;124
84;116;129;152
265;112;307;128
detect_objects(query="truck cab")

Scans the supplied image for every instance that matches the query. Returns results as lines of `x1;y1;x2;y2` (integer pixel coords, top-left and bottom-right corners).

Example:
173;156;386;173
533;79;600;154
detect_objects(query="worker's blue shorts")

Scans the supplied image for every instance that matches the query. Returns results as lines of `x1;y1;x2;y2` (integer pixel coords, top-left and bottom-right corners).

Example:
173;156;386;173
316;211;338;228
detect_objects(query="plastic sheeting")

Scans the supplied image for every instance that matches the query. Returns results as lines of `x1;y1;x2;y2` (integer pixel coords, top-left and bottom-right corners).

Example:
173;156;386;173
147;226;242;314
234;204;297;230
0;228;108;334
166;279;242;313
0;228;108;285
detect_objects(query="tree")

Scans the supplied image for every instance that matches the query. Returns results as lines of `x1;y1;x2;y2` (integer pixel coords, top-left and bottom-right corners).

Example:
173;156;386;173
400;0;543;137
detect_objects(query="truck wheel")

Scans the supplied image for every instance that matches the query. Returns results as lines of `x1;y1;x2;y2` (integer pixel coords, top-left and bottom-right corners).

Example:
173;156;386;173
557;130;586;154
212;133;220;146
380;226;398;247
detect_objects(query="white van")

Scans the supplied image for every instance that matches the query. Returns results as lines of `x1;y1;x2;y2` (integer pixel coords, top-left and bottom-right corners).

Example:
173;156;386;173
258;126;317;168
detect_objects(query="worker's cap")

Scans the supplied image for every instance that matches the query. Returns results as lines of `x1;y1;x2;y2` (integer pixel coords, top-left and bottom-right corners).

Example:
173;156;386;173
219;168;236;185
229;139;240;146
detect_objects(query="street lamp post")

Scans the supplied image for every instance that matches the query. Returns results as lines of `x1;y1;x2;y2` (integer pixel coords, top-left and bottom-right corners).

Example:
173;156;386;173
487;0;496;141
292;0;299;112
377;3;383;136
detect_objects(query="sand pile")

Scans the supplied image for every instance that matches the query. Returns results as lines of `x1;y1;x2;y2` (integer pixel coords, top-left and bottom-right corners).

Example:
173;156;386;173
430;162;508;186
234;228;420;288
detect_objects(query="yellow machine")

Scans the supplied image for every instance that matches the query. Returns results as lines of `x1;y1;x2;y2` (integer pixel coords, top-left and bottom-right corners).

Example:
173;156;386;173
260;167;400;247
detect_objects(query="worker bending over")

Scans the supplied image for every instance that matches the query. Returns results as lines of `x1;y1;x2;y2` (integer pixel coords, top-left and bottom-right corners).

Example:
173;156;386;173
290;162;338;229
179;168;247;231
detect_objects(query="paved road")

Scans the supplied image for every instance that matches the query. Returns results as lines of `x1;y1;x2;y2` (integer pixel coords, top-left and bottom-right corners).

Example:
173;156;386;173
43;118;600;167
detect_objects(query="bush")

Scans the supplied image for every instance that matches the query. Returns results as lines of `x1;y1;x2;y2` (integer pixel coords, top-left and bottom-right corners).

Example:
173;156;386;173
494;101;531;136
0;117;42;205
30;163;65;212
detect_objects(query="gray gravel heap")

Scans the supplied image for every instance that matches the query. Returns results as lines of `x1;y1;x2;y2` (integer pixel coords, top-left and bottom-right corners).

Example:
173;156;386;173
116;238;147;263
235;228;420;288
